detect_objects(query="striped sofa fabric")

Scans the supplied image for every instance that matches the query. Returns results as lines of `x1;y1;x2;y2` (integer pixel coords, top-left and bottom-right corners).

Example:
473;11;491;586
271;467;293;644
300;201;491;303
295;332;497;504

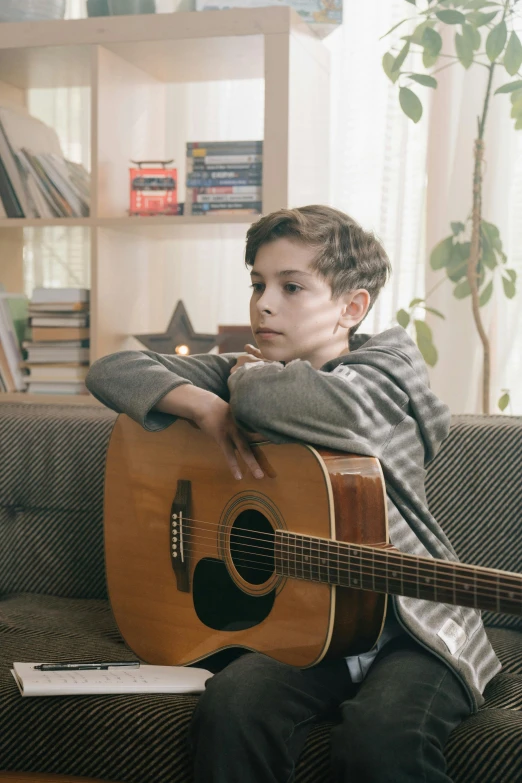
0;404;521;782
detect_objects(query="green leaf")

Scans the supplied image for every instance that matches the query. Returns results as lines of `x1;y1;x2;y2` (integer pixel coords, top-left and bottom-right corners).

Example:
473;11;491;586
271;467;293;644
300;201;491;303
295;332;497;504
454;279;472;298
430;236;454;270
436;9;466;23
410;21;434;46
481;247;498;269
478;279;493;306
383;52;400;83
502;277;516;298
481;220;502;251
405;0;416;4
451;221;466;235
504;32;522;77
397;308;411;328
409;73;438;88
504;269;517;283
495;79;522;95
515;116;522;130
409;297;424;307
462;22;481;51
455;31;474;68
447;243;468;282
414;320;438;367
423;306;446;319
399;87;423;123
422;27;443;56
467;10;499;27
380;18;408;41
486;21;507;62
393;41;411;73
413;316;432;342
498;392;510;412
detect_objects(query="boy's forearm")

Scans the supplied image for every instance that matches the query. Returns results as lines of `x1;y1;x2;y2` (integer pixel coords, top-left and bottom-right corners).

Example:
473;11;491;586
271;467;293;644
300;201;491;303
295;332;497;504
153;383;217;421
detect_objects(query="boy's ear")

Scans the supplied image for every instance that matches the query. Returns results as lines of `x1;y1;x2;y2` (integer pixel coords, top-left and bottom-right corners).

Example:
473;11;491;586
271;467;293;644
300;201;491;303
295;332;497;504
338;289;371;329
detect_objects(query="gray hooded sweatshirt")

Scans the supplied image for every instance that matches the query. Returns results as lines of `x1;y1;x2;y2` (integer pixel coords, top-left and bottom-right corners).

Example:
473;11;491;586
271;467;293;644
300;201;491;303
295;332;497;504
86;325;501;711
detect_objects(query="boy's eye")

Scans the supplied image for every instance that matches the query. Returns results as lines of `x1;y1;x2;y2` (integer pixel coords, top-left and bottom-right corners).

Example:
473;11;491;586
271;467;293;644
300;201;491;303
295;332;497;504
249;283;303;294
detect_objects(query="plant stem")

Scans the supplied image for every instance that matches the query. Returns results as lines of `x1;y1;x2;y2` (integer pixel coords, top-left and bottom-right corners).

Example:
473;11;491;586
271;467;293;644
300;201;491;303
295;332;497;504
468;0;510;414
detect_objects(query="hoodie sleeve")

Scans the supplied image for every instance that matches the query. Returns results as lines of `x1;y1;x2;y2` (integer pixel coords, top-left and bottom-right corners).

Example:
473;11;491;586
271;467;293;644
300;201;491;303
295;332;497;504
228;358;409;456
85;350;239;431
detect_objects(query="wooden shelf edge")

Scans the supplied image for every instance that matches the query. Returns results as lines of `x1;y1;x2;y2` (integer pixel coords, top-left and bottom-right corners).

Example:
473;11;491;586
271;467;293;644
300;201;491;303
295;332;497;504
0;7;314;50
0;215;258;229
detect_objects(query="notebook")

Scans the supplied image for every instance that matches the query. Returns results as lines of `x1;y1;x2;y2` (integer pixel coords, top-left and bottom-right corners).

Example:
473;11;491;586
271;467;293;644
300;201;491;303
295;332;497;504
11;662;213;697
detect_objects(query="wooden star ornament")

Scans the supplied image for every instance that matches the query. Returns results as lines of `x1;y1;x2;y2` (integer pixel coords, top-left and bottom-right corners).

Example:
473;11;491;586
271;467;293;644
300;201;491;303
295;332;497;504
134;300;218;355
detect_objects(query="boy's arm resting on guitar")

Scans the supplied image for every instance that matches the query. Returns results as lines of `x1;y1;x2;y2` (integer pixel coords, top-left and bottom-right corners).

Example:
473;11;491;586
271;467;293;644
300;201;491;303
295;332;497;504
227;359;405;453
85;350;239;431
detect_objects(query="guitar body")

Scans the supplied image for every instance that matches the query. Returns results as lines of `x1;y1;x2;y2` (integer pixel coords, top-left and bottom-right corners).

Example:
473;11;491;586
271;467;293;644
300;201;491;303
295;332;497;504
104;416;389;668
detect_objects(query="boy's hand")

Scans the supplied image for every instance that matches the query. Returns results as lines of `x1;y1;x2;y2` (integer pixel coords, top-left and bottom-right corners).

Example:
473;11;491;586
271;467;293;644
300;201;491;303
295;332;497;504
229;344;268;375
191;393;264;481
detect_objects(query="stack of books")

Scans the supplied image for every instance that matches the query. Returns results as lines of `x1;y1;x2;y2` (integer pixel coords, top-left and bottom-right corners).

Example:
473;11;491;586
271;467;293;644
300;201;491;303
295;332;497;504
23;288;90;395
185;141;262;216
0;104;90;218
0;290;28;393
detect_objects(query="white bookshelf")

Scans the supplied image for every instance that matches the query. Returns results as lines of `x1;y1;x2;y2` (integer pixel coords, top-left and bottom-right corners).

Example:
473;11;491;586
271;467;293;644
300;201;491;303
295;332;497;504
0;7;330;363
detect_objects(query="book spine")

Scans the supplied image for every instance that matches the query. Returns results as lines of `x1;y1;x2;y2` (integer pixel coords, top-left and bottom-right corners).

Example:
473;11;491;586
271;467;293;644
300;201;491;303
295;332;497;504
202;155;262;165
192;186;262;195
187;142;262;153
190;162;263;173
186;177;262;188
192;201;262;213
195;193;260;203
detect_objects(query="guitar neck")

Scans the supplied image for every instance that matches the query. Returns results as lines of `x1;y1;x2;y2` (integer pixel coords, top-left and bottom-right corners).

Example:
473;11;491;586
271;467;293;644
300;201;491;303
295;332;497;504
274;531;522;616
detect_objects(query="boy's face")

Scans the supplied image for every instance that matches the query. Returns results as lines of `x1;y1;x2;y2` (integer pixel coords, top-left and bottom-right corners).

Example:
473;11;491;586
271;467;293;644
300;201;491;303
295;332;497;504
249;237;369;369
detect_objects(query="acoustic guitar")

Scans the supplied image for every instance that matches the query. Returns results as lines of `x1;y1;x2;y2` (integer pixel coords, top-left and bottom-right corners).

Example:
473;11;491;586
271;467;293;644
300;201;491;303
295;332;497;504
104;415;522;668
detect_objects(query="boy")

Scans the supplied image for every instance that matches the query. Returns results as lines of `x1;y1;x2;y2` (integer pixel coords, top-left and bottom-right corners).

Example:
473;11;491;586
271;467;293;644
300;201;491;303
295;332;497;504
86;205;500;783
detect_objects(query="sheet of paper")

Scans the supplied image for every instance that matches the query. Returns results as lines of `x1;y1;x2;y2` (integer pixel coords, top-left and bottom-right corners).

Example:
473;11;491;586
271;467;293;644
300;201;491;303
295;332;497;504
11;662;213;697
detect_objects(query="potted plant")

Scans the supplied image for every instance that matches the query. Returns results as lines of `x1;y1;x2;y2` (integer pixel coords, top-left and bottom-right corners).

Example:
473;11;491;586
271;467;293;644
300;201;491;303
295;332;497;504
382;0;520;413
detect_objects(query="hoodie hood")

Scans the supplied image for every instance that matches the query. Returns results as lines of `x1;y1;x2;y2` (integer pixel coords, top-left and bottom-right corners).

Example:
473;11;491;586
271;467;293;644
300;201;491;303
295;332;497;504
321;326;451;466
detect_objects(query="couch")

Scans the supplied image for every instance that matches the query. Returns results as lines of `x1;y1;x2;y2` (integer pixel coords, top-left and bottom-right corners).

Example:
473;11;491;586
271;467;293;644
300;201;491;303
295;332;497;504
1;400;522;782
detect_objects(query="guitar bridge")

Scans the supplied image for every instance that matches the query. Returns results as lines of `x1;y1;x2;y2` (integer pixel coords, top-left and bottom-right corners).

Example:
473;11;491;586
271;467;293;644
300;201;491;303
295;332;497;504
170;479;191;593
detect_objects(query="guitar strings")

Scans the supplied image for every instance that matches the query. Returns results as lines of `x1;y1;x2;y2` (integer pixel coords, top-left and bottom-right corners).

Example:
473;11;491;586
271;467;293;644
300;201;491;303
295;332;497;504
169;523;522;600
177;515;522;590
173;517;522;587
172;530;519;608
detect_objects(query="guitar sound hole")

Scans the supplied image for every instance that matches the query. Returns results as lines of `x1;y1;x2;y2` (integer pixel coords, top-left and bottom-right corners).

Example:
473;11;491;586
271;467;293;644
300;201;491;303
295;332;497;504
230;509;275;585
193;558;275;632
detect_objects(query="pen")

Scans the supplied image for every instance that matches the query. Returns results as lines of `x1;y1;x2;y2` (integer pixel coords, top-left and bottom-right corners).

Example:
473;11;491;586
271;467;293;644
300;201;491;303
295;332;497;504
33;662;141;671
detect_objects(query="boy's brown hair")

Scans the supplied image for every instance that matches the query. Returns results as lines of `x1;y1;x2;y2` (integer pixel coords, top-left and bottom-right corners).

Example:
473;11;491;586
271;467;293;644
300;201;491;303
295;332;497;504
245;205;392;334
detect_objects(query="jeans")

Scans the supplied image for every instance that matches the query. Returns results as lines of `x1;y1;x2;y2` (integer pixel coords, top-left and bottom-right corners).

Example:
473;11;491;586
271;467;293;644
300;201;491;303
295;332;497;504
188;635;471;783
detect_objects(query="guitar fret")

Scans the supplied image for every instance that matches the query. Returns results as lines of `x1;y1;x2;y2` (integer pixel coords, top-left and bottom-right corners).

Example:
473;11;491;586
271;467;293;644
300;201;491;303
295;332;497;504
277;533;522;622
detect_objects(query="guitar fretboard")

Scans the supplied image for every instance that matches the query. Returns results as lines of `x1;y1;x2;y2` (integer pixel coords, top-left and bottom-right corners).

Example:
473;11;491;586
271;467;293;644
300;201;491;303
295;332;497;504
274;530;522;616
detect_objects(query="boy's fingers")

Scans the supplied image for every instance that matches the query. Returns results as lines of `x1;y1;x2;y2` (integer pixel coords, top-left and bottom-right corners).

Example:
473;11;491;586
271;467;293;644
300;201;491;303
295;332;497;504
232;431;264;479
222;438;243;480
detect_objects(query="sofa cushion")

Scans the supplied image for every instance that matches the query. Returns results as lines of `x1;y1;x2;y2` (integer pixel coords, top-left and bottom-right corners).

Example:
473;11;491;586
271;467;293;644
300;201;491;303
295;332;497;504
1;595;522;783
0;403;116;600
426;415;522;633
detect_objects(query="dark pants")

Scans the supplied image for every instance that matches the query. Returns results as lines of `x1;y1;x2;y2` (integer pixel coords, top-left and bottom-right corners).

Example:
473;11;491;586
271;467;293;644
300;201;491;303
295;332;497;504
188;635;471;783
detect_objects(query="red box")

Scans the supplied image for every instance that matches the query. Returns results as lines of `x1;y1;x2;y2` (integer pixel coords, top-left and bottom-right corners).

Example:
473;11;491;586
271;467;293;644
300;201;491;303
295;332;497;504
129;164;178;216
